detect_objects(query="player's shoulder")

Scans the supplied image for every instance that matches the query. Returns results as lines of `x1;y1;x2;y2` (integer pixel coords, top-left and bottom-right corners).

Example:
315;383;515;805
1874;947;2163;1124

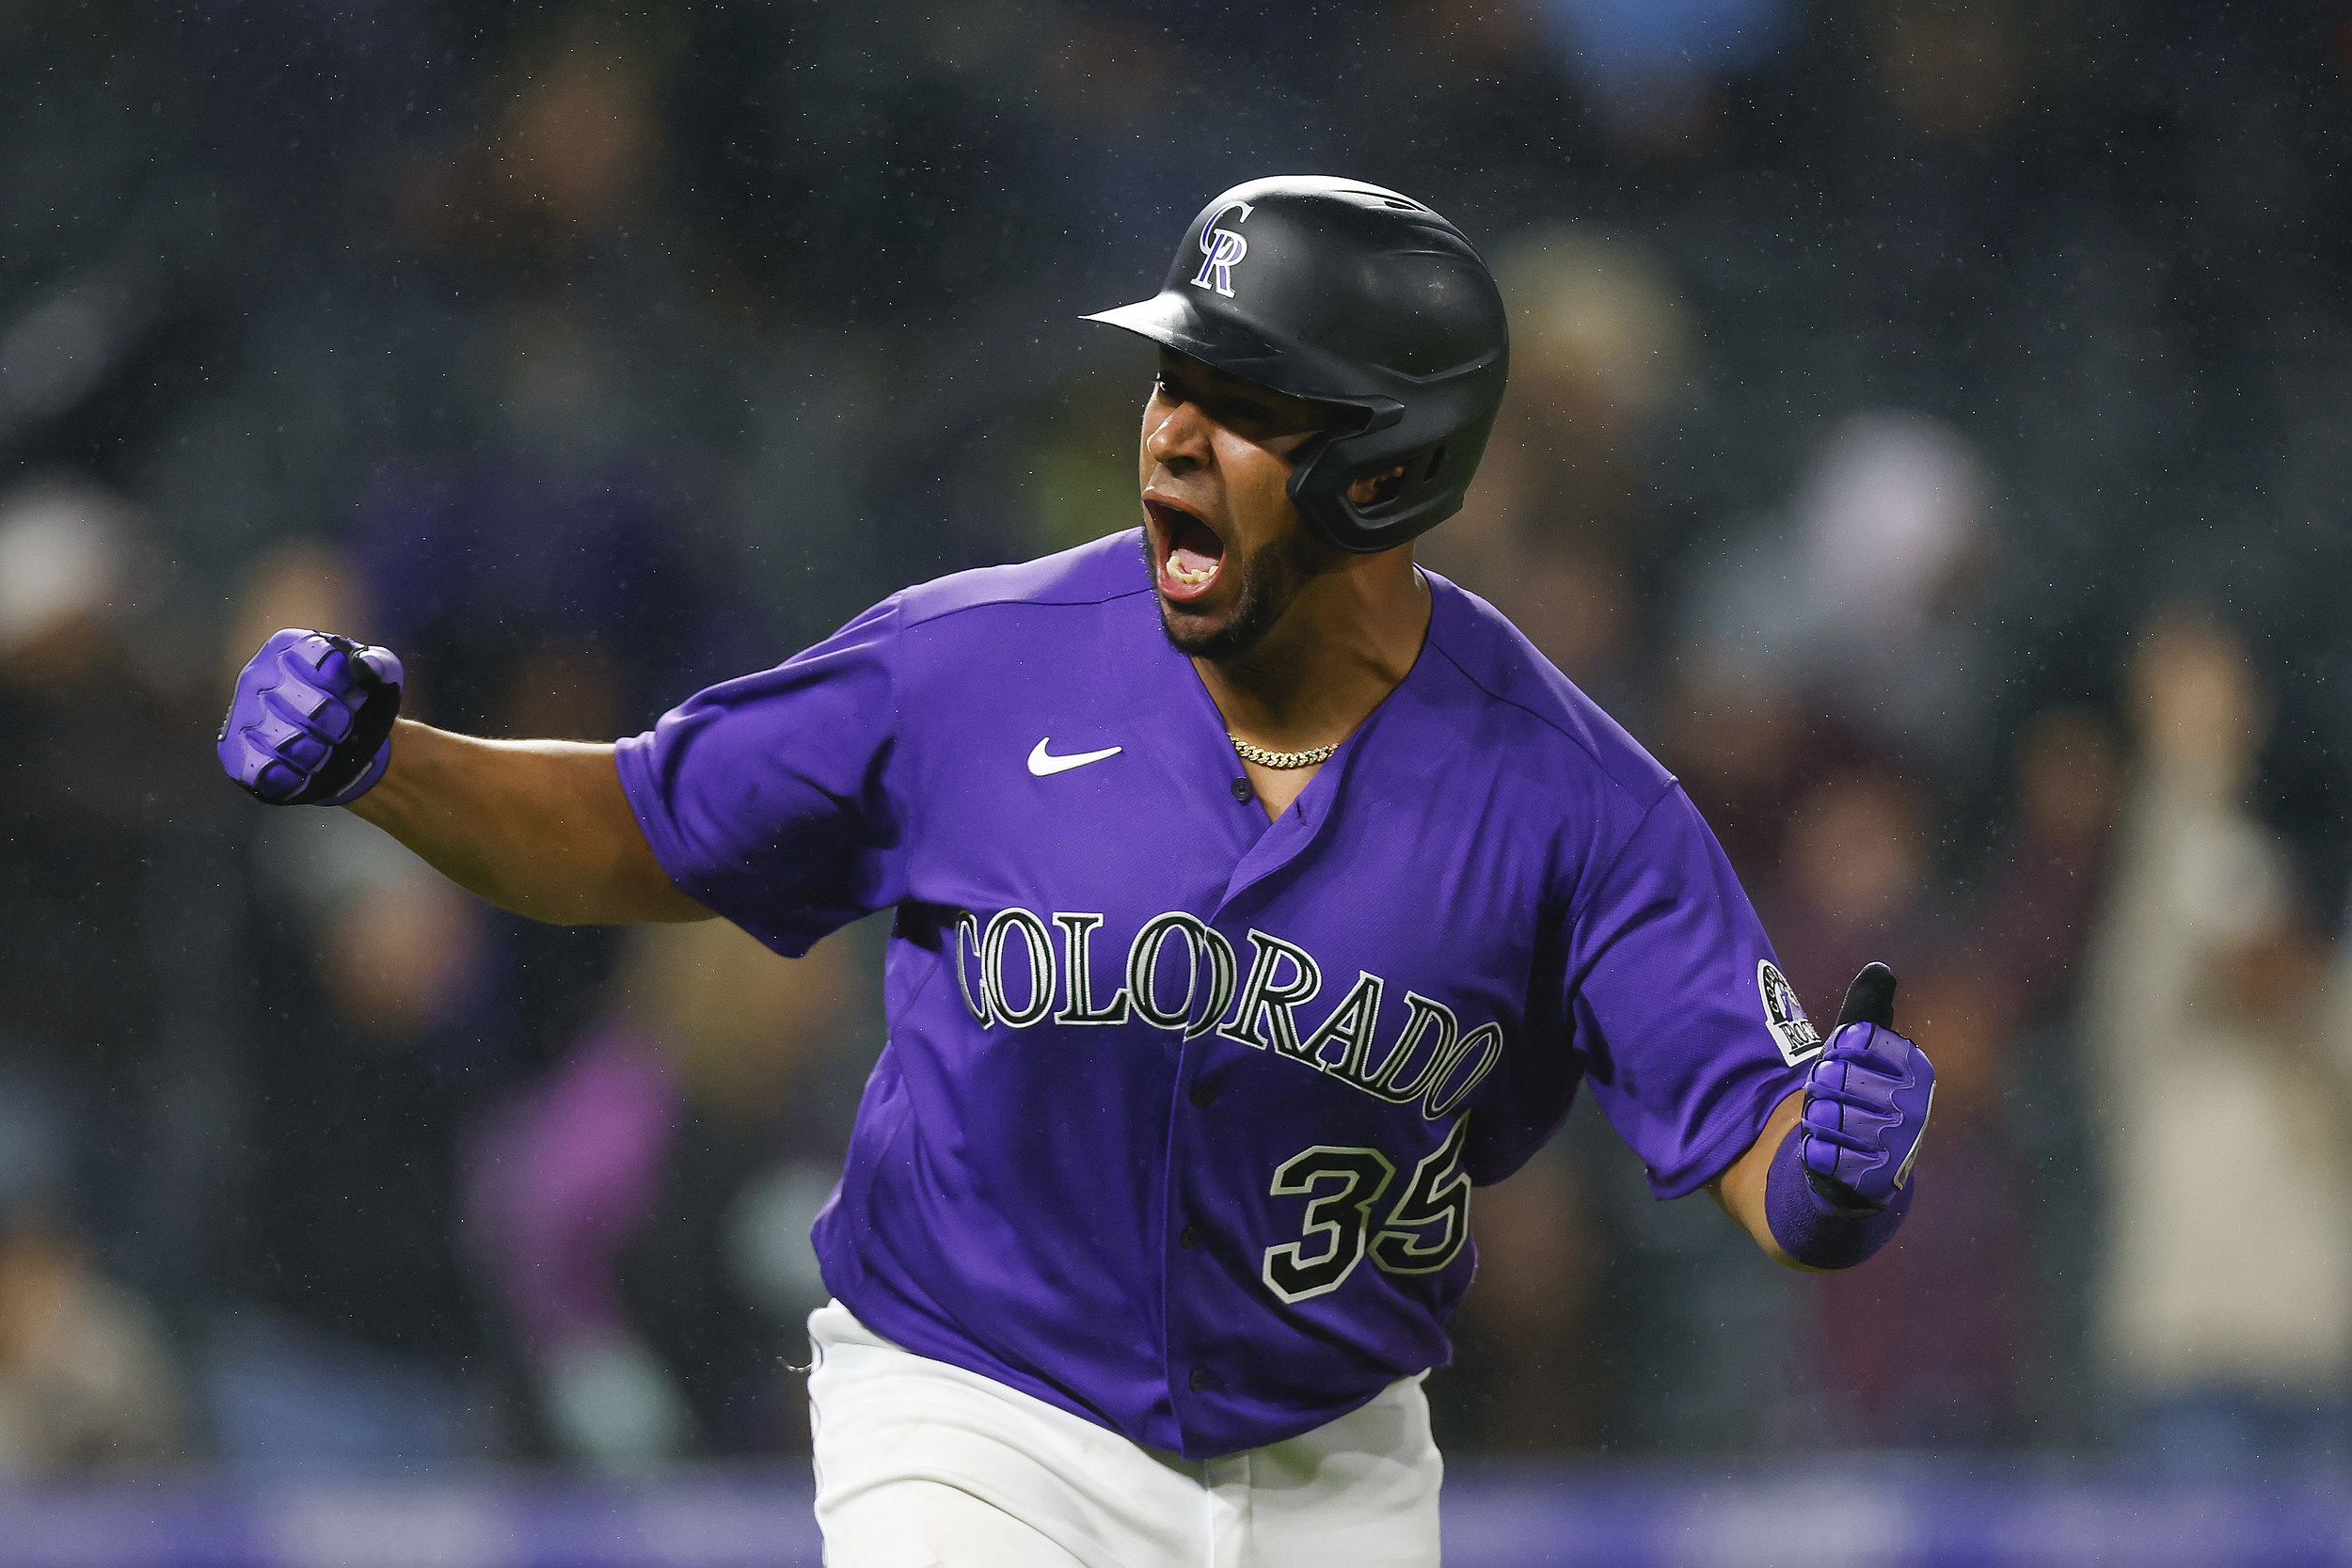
1419;571;1674;809
893;530;1150;630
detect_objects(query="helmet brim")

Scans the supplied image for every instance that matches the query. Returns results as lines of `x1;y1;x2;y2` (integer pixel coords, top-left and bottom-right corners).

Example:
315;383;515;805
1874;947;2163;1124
1084;293;1371;413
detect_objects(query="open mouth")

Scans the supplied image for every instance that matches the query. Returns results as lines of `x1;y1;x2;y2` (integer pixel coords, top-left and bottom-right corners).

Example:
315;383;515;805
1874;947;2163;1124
1146;499;1226;604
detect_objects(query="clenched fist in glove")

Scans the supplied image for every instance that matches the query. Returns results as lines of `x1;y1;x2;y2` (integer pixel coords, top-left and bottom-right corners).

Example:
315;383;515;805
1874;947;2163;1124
217;629;404;806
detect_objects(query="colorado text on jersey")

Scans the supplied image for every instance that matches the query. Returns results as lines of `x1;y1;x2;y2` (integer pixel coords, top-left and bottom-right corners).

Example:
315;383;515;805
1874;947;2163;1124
948;907;1504;1123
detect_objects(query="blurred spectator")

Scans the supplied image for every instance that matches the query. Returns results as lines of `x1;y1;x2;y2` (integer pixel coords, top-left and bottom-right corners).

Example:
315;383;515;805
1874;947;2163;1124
1762;763;1945;1024
1803;963;2032;1448
354;447;743;741
1973;703;2121;1446
1780;703;2115;1449
1581;1111;1797;1454
466;1023;689;1472
0;1088;183;1476
1661;665;1805;879
1425;227;1693;728
1979;705;2122;1027
1677;409;1996;791
468;918;859;1467
616;916;866;1457
0;477;160;1089
211;810;510;1476
343;14;770;737
1438;1143;1607;1451
0;474;230;1302
0;1208;183;1475
218;539;378;692
2085;606;2352;1470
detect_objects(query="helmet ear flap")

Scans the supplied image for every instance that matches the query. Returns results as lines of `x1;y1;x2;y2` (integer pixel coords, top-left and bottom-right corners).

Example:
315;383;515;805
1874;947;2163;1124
1288;403;1492;554
1286;433;1359;550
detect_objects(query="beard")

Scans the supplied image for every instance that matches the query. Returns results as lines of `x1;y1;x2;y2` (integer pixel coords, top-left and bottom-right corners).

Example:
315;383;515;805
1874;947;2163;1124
1148;525;1339;662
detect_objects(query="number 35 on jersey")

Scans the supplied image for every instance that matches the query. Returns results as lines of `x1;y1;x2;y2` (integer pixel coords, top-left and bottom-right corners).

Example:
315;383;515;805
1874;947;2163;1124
1263;1117;1473;1304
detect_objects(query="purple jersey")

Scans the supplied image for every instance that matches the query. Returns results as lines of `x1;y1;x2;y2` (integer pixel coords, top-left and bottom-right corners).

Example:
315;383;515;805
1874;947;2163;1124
615;531;1813;1458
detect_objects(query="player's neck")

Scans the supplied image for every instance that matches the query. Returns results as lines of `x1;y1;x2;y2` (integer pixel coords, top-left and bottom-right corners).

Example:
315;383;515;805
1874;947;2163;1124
1194;550;1430;753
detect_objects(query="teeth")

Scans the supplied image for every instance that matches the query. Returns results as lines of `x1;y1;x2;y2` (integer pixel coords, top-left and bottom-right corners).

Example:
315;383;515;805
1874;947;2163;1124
1168;550;1213;586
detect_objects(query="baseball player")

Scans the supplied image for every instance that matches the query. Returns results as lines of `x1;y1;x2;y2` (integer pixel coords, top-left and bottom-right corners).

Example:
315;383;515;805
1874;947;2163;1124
218;177;1933;1565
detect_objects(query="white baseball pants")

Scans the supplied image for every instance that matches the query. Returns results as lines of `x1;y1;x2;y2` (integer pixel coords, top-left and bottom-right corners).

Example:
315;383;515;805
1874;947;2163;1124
806;1301;1443;1568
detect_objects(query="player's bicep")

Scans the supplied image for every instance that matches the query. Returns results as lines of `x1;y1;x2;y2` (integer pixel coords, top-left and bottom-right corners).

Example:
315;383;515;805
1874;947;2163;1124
1565;785;1812;1200
613;598;910;955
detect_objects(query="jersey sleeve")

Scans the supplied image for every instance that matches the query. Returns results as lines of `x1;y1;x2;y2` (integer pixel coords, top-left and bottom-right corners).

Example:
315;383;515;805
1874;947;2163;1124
1564;783;1811;1198
613;595;908;958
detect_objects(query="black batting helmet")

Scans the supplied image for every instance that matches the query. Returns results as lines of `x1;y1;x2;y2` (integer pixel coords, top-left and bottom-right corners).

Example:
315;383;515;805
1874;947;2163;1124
1087;175;1509;555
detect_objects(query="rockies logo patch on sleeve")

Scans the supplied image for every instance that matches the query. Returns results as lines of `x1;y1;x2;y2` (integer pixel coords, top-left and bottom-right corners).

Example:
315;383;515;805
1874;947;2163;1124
1756;960;1823;1066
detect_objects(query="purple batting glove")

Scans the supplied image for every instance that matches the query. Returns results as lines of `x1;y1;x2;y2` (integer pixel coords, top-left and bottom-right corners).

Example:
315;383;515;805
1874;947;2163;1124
1799;1021;1935;1217
216;628;404;806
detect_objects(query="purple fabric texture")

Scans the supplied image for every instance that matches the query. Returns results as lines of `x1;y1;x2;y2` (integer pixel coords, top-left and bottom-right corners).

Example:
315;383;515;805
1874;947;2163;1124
464;1027;680;1359
613;531;1808;1458
216;628;404;805
1766;1119;1912;1269
1800;1020;1936;1212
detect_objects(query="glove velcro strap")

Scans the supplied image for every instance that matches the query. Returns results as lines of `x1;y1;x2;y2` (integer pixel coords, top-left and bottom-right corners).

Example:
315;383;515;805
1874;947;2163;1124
1766;1123;1913;1269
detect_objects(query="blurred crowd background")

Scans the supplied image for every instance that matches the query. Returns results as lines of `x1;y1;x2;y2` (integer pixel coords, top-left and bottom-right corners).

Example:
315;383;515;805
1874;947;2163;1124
6;0;2352;1485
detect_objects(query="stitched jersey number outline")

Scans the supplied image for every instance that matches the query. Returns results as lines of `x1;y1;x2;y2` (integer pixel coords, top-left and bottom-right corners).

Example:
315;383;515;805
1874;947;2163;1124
1262;1147;1394;1303
1260;1118;1474;1305
1372;1116;1472;1275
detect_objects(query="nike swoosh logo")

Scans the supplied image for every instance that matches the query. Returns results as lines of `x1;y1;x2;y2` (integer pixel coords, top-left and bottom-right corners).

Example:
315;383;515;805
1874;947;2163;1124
1027;737;1123;777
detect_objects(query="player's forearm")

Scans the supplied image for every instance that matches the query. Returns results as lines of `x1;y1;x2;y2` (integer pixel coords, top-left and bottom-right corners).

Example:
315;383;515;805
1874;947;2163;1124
346;721;712;926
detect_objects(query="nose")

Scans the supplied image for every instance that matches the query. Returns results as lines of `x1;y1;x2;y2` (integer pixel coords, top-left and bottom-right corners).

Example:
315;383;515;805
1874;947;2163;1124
1144;395;1212;475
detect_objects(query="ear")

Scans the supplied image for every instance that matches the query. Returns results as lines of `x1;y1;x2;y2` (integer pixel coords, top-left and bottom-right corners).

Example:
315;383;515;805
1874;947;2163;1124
1345;465;1408;507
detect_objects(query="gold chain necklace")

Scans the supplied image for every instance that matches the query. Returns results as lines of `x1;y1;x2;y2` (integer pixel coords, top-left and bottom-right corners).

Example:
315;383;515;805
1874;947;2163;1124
1228;734;1340;769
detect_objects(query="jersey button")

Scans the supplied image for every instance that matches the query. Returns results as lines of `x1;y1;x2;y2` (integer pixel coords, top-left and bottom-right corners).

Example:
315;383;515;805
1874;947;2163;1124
1180;1224;1201;1249
1229;776;1252;801
1189;1083;1217;1109
1189;1366;1215;1393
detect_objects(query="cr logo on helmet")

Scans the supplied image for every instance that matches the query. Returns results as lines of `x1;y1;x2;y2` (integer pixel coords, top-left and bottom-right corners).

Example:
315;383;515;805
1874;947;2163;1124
1191;200;1253;297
